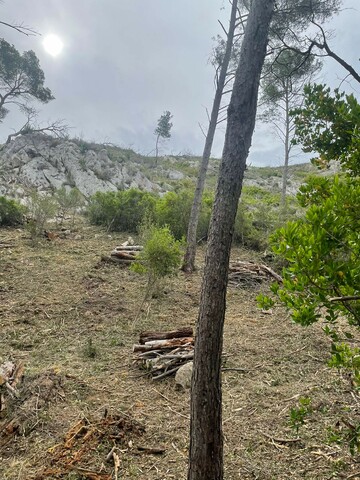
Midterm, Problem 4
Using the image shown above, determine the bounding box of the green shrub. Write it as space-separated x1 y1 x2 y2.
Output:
0 196 25 226
155 188 213 240
233 186 286 250
86 188 157 232
131 224 182 292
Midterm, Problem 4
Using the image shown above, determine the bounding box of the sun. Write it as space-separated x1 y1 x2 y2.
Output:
43 34 64 57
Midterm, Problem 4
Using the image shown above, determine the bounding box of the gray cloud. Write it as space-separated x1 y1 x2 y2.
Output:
0 0 359 165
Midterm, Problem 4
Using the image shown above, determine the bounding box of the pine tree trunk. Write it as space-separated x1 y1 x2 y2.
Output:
281 87 290 209
182 0 238 273
187 1 275 479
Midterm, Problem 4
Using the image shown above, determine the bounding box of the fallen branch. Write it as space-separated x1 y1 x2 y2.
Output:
137 445 166 454
228 261 282 285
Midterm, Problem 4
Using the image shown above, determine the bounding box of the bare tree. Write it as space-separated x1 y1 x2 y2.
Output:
4 105 68 146
182 0 241 273
188 1 275 479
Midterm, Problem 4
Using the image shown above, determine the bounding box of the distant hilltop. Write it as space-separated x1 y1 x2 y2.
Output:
0 133 326 200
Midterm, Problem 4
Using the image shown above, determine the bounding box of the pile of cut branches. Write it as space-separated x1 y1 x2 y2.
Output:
228 261 282 286
34 412 145 480
0 360 24 416
1 369 63 447
101 239 143 265
133 327 194 380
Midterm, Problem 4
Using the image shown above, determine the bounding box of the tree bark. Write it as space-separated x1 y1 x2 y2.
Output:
182 0 239 273
281 86 290 208
188 1 275 479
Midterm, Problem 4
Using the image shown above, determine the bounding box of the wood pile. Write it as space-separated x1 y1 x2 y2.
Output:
133 327 194 380
0 361 24 416
102 239 143 265
228 261 282 286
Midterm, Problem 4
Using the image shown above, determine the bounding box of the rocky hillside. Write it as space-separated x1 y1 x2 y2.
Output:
0 134 159 199
0 133 322 200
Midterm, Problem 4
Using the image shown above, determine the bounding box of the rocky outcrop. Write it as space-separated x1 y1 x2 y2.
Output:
0 133 158 199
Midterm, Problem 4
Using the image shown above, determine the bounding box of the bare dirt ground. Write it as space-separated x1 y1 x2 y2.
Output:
1 221 360 480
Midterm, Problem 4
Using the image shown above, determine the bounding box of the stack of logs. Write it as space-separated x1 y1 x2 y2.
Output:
228 261 282 286
102 239 143 265
133 327 194 380
110 244 143 264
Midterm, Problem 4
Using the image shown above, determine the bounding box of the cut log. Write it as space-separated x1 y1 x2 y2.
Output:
113 246 143 251
133 337 194 353
101 255 134 265
139 327 193 344
110 250 137 260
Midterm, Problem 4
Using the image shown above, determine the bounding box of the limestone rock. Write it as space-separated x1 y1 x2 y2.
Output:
0 133 159 200
175 361 193 390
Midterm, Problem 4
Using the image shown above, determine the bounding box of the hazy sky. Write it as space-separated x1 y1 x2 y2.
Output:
1 1 359 166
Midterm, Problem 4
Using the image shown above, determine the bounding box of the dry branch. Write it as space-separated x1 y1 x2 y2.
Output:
228 261 282 285
137 445 166 454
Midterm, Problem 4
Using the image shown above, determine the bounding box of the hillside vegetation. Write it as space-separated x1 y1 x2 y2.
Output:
0 133 331 250
0 133 323 199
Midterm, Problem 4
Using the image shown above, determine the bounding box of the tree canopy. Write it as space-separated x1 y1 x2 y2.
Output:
259 85 360 383
0 39 54 121
292 84 360 176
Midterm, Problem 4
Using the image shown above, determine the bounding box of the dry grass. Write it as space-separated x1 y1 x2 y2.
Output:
0 220 359 479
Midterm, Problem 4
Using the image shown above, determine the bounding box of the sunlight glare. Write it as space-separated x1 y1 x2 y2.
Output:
43 34 64 57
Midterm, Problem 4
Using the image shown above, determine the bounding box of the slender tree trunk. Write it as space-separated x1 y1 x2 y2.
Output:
155 133 160 166
182 0 239 273
281 88 290 209
188 1 274 479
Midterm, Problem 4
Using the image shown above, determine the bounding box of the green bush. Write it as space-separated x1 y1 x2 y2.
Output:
155 188 213 240
0 196 25 226
86 188 157 232
233 186 288 250
131 224 182 292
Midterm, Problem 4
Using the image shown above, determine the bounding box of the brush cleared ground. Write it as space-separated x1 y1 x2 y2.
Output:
0 221 359 479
